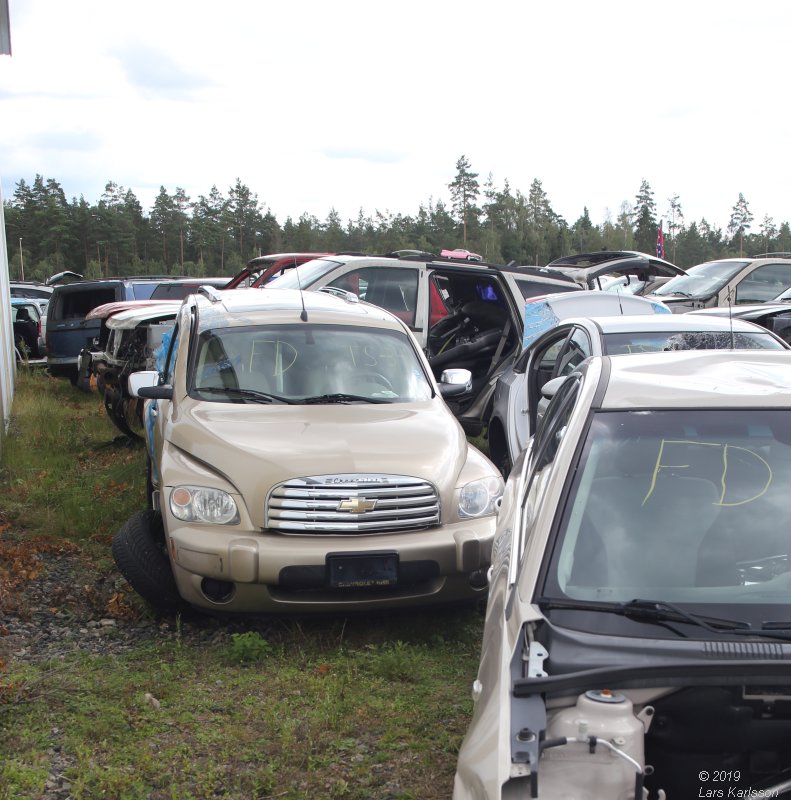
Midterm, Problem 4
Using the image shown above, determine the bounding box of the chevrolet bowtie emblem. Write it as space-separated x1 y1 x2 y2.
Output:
337 497 377 513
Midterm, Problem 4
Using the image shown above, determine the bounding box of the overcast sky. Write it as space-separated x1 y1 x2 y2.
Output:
1 0 789 236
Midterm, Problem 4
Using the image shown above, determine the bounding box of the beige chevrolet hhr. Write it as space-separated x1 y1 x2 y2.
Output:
113 287 503 613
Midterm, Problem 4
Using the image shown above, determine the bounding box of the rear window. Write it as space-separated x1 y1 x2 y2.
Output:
151 284 202 300
514 279 580 300
51 288 117 320
131 282 166 300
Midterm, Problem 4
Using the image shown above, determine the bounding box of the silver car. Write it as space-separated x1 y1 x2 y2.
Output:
488 303 789 476
455 350 791 799
649 256 791 312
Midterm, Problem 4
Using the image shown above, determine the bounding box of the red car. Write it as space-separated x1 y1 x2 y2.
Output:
223 253 331 290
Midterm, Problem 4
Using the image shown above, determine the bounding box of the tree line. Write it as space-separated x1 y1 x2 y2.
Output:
4 156 789 283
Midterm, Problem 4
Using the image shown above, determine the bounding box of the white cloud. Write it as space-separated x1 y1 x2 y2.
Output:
2 0 790 235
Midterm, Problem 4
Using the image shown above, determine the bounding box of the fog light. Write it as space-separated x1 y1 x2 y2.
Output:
468 569 489 590
201 578 235 604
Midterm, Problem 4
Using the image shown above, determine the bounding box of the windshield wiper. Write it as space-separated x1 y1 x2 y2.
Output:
619 599 751 633
535 597 751 637
301 393 391 404
193 386 295 404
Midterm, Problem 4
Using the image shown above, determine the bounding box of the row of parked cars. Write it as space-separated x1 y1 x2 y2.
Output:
11 249 791 799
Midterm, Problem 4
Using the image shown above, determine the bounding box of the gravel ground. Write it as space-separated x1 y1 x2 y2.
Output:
0 546 246 664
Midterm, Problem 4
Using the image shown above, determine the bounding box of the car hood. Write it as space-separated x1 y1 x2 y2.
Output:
166 399 468 513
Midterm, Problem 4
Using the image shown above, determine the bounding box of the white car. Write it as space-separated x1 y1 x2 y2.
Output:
455 350 791 799
488 303 789 476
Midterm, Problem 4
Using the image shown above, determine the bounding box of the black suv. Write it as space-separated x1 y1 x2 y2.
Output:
46 277 176 383
267 251 581 434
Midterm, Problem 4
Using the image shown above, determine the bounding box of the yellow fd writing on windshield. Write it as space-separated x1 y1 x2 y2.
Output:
643 439 772 507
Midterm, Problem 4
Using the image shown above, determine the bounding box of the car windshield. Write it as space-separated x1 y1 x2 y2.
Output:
266 259 343 290
653 260 748 298
191 323 433 403
599 275 648 294
603 330 786 353
772 286 791 302
543 408 791 616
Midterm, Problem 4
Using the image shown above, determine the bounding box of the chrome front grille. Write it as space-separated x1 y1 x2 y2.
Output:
267 474 440 535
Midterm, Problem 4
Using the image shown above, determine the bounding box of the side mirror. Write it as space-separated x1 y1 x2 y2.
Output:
128 370 173 400
438 368 472 398
539 375 567 402
535 375 568 429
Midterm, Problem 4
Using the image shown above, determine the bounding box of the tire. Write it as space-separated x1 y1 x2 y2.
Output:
112 510 182 609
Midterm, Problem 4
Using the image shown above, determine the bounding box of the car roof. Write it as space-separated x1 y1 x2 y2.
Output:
598 350 791 409
305 253 580 285
582 314 775 334
193 287 408 332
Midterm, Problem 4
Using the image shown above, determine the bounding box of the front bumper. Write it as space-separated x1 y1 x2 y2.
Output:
163 514 495 613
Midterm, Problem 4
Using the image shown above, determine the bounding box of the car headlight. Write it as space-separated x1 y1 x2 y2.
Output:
169 486 239 525
459 476 504 518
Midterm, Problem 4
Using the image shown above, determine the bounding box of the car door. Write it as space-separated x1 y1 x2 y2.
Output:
526 325 593 438
732 263 791 305
326 265 423 334
503 326 571 459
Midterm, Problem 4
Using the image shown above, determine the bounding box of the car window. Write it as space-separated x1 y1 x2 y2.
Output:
163 322 181 385
735 264 791 304
653 260 748 297
192 324 432 402
329 267 418 326
544 408 791 615
603 330 786 353
553 328 592 377
513 375 582 575
512 277 579 300
267 259 344 289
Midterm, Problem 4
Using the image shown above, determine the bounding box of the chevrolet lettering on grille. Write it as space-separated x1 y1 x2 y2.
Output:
337 497 378 513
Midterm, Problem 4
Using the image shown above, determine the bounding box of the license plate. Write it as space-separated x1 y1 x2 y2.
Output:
327 553 398 588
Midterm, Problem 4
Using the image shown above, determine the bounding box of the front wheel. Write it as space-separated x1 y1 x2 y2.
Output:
112 510 181 609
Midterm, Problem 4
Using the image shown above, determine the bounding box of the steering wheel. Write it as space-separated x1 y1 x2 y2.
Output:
357 372 393 390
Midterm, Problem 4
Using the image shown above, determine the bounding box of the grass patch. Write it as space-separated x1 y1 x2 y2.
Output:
1 370 147 547
0 371 486 799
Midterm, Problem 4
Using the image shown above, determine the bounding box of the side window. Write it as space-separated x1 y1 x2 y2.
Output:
329 268 419 326
553 328 592 377
735 264 791 304
514 278 579 300
529 329 571 388
513 375 582 576
163 322 181 385
533 375 581 470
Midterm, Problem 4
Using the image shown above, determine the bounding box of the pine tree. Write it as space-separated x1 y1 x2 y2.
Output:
727 193 753 256
447 155 480 244
631 180 657 253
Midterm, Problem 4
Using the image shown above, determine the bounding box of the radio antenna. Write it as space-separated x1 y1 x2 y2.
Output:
727 285 734 349
294 256 308 321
